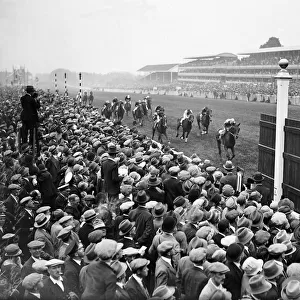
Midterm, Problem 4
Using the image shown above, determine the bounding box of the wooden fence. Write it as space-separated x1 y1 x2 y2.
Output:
258 114 300 209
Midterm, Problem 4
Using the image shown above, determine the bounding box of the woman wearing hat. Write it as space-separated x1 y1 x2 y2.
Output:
0 244 23 299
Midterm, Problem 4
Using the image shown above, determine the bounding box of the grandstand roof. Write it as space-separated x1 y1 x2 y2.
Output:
238 46 300 55
137 64 179 72
184 52 237 60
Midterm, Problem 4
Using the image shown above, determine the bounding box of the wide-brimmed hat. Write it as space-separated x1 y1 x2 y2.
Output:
5 244 22 257
107 143 119 154
283 241 297 256
119 219 135 236
34 213 51 228
25 85 35 93
253 172 264 182
263 259 284 279
83 209 97 222
110 261 127 279
223 160 235 171
147 175 162 187
152 203 167 218
152 285 175 299
273 230 291 244
242 257 264 276
134 190 149 204
282 280 300 300
235 227 254 245
248 274 272 295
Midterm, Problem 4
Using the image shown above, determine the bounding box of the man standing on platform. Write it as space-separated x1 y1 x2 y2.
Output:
20 85 40 147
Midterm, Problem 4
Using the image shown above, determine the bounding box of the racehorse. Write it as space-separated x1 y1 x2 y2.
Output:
124 101 131 116
132 105 145 126
101 103 112 119
141 101 149 119
176 114 194 143
216 123 240 160
114 102 125 122
196 109 212 135
152 115 169 144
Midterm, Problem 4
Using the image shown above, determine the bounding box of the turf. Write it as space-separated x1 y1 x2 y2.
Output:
85 90 300 179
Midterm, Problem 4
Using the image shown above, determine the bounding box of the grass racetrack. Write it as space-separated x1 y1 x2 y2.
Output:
85 90 300 179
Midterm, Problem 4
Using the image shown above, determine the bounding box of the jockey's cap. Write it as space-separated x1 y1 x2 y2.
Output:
105 100 110 104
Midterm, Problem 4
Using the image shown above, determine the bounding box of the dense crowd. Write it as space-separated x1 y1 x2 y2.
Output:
1 85 300 300
181 55 300 68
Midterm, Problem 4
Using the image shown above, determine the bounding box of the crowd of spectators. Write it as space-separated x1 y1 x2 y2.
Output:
180 54 300 68
2 85 300 300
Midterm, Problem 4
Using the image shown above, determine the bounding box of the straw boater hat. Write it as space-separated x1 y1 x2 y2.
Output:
34 213 51 228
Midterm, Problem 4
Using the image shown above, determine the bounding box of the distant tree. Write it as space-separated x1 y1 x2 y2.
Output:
260 37 283 49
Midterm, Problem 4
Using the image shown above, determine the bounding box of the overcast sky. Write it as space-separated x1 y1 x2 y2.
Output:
1 0 300 75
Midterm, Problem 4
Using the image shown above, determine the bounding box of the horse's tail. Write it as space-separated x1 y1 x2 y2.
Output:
216 134 222 156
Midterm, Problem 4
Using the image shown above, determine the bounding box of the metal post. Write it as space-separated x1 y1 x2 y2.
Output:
273 59 292 201
79 72 82 104
64 73 67 97
55 73 57 92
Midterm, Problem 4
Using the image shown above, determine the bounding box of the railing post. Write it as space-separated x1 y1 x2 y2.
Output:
273 59 292 201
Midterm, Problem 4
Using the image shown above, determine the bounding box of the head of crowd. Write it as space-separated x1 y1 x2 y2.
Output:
1 85 300 300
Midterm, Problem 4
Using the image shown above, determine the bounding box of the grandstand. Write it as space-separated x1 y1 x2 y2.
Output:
137 64 179 83
177 46 300 85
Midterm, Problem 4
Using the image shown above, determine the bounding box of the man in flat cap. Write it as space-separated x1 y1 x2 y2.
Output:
199 262 231 300
22 272 44 299
155 241 177 289
163 166 184 211
21 240 45 279
4 184 21 216
181 248 208 300
41 259 78 300
125 258 150 300
64 240 84 298
81 239 118 300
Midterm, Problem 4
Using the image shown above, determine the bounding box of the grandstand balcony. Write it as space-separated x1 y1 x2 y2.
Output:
137 64 179 83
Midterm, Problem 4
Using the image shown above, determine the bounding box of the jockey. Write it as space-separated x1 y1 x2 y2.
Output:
133 100 141 114
180 109 193 125
218 118 236 139
153 106 165 126
125 95 131 102
201 106 209 115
